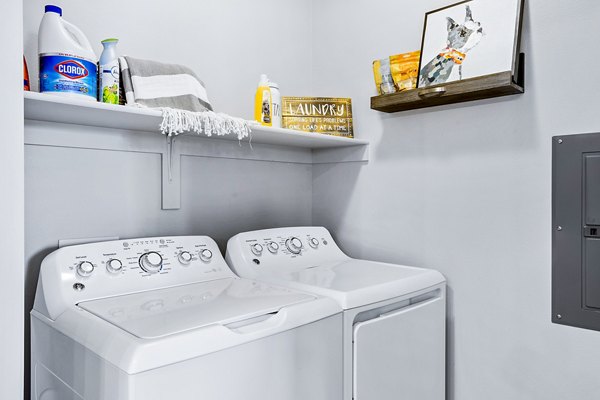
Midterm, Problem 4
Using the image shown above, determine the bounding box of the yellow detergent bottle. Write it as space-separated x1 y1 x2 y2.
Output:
254 74 272 126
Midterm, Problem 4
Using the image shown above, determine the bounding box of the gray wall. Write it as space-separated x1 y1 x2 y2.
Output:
312 1 600 399
1 2 24 399
25 145 312 257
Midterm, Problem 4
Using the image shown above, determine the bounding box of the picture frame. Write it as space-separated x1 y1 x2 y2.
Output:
417 0 524 88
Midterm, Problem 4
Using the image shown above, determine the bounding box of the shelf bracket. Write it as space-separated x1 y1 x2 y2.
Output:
162 135 181 210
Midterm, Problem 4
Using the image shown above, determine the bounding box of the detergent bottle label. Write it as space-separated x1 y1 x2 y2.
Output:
260 89 272 125
39 53 98 100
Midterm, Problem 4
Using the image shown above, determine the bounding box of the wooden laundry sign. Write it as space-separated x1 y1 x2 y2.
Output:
282 97 353 138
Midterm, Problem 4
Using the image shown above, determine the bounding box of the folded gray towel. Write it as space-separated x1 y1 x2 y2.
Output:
119 56 213 112
118 56 249 140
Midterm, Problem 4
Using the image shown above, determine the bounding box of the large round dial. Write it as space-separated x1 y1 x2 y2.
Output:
77 261 95 277
106 259 123 274
199 249 213 262
178 251 193 265
139 251 163 274
286 237 303 254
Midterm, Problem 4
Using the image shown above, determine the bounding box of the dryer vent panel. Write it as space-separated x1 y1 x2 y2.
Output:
553 132 600 332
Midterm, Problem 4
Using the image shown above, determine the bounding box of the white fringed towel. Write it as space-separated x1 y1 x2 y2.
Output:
120 56 250 140
160 108 251 140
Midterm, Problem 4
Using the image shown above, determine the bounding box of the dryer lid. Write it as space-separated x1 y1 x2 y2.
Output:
77 277 314 339
263 259 445 309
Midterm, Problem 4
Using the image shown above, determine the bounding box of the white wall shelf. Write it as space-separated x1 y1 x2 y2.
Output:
24 92 369 151
24 92 369 209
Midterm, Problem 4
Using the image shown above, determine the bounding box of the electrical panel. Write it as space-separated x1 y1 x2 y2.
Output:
553 132 600 331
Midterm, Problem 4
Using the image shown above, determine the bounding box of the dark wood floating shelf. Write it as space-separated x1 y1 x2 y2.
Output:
371 54 525 113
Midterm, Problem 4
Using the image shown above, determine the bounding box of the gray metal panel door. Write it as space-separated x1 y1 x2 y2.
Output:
553 133 600 331
584 154 600 226
584 238 600 309
353 296 445 400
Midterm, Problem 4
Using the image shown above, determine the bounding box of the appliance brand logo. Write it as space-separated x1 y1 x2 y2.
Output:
54 60 89 80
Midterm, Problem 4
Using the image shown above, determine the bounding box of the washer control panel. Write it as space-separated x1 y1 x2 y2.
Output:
226 227 347 277
37 236 233 320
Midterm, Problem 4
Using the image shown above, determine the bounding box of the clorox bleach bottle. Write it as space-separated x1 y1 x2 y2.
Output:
38 5 98 101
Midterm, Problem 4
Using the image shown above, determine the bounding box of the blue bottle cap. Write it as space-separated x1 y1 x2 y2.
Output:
45 5 62 16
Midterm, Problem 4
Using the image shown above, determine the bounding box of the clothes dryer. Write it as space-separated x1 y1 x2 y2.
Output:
226 227 446 400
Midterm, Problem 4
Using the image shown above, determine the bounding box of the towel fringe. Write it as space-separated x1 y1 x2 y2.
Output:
160 108 251 141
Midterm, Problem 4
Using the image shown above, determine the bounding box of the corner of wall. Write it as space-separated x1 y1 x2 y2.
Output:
2 1 25 399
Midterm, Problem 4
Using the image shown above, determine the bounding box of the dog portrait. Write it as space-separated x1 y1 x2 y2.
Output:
418 0 523 88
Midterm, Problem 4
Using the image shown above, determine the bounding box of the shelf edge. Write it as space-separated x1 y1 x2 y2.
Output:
370 70 524 113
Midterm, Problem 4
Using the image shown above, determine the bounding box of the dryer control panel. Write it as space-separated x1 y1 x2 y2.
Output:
226 227 348 278
35 236 233 320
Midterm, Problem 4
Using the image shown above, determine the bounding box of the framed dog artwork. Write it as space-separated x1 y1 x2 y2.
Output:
418 0 524 88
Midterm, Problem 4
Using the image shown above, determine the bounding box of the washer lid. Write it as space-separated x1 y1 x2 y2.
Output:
77 277 315 339
263 259 445 309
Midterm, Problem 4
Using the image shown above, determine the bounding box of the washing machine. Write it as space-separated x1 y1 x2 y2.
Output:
226 227 446 400
31 235 343 400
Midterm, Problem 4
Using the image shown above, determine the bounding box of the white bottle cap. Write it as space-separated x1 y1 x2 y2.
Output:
259 74 269 86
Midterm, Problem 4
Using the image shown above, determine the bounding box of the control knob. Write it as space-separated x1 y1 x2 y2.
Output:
199 249 213 262
267 241 279 254
178 251 193 265
286 237 303 254
106 259 123 274
251 243 264 256
309 237 320 249
77 261 95 277
139 252 163 274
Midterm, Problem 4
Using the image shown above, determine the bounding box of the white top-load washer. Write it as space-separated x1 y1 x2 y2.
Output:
31 236 343 400
226 227 446 400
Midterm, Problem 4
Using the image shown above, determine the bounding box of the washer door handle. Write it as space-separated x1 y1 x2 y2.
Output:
224 311 280 334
